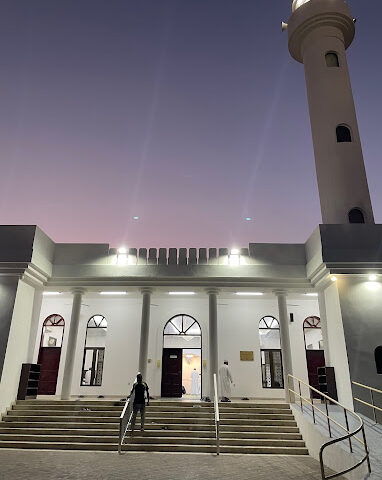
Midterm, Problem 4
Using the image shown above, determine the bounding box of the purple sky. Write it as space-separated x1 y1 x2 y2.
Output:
0 0 381 248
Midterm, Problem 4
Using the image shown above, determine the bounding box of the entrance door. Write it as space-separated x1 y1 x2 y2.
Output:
38 347 62 395
306 350 325 397
161 348 182 397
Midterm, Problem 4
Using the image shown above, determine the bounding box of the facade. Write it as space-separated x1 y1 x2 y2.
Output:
0 0 381 421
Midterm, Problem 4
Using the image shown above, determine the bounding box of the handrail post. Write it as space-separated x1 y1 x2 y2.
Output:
311 388 316 424
370 389 377 424
344 408 352 453
361 425 371 474
298 381 303 412
325 398 331 438
287 374 292 404
213 373 220 456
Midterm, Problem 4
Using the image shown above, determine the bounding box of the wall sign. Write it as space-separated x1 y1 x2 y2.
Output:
240 351 254 361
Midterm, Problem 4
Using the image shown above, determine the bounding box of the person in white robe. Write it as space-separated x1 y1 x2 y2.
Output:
219 361 233 402
190 368 200 395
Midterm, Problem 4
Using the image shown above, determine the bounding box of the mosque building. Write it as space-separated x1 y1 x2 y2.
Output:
0 0 381 455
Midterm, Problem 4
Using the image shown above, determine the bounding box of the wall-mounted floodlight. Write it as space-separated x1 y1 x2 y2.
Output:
369 274 377 281
331 276 337 282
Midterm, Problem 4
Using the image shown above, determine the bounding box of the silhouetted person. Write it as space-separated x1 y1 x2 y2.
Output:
130 373 149 434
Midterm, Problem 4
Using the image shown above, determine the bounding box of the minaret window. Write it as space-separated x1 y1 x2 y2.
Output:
325 52 339 68
348 208 365 224
336 125 352 143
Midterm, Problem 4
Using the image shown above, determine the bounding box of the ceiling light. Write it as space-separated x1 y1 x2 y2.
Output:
43 292 62 296
369 274 377 281
100 291 127 295
331 276 337 282
230 248 239 255
169 292 195 295
118 247 127 254
236 292 263 296
305 293 318 297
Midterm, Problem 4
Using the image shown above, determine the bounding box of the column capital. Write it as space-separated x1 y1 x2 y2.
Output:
273 289 287 297
71 287 86 295
140 287 153 295
206 288 219 296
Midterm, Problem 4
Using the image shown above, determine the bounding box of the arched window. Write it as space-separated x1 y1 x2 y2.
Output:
303 316 323 350
348 208 365 224
40 314 65 347
303 316 325 397
336 125 352 143
325 52 339 67
375 346 382 374
81 315 107 386
163 315 201 348
259 316 283 389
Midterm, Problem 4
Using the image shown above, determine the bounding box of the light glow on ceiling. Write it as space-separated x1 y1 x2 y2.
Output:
100 291 127 295
236 292 263 296
169 291 195 295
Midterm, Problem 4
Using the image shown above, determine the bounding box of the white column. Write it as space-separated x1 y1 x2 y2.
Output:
318 290 331 366
61 288 85 400
138 288 152 380
207 289 219 400
274 290 293 402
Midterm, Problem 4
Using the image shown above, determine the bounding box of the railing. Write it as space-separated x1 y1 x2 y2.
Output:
287 374 371 480
213 373 220 455
118 383 136 454
352 380 382 424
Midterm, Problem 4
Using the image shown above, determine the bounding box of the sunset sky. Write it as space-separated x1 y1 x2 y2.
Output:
0 0 381 248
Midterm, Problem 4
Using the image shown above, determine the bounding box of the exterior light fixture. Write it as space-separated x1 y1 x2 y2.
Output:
245 217 252 221
133 216 139 220
369 274 377 281
230 248 239 255
236 292 263 296
168 292 195 295
43 292 62 296
100 291 127 295
331 276 337 282
305 293 318 297
118 247 127 254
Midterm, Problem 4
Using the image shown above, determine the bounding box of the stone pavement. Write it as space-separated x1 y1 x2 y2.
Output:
0 450 345 480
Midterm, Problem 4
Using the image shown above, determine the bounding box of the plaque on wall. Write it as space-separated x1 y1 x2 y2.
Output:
240 351 254 361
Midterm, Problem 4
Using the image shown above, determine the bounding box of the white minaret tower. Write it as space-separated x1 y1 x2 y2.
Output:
286 0 374 224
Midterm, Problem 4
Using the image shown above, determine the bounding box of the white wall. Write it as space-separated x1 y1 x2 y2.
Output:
33 294 320 400
0 280 36 416
323 282 353 409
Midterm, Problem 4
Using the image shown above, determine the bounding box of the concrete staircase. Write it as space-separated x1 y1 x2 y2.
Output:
0 399 308 454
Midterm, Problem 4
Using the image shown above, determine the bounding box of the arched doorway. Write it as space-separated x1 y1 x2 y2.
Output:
259 316 284 389
37 314 65 395
81 315 107 386
161 315 202 398
303 316 325 397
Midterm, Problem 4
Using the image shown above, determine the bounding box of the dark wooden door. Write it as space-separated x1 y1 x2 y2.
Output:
306 350 325 398
37 347 62 395
161 348 182 397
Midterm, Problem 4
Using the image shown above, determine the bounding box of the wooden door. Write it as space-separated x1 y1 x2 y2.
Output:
37 347 62 395
161 348 183 397
306 350 325 398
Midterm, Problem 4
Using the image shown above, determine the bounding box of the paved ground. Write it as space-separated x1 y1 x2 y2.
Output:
0 450 343 480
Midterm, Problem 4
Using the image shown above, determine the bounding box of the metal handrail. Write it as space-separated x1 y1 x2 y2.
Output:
287 374 371 480
352 380 382 424
118 381 136 454
213 373 220 455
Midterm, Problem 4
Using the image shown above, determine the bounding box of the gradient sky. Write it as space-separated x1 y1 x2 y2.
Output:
0 0 381 248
